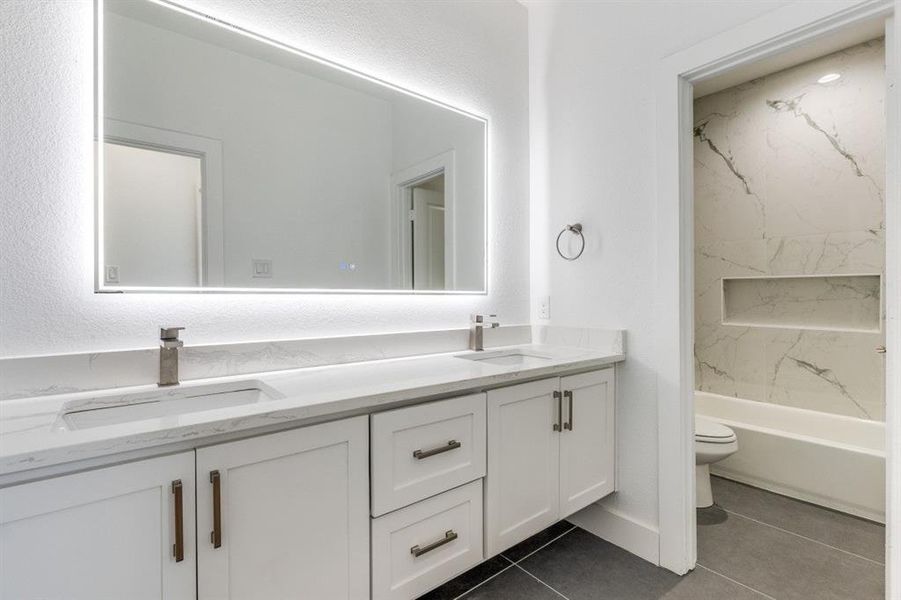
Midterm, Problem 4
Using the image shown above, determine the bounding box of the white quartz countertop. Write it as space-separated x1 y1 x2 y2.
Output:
0 344 623 478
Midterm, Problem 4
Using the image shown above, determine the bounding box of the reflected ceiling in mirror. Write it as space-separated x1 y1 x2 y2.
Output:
97 0 486 293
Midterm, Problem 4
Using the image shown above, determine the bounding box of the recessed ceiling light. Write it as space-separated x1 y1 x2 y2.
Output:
817 73 841 84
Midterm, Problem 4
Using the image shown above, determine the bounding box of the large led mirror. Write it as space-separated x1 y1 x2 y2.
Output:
97 0 486 292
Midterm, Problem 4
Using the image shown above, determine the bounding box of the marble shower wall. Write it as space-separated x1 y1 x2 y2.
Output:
693 39 885 421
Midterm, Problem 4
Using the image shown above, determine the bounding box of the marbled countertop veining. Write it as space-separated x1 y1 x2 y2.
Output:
0 343 623 478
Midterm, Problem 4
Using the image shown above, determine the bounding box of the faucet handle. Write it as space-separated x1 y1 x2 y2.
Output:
471 314 500 327
160 326 185 341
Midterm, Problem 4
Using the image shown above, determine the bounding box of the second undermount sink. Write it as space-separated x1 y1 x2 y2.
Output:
455 349 552 366
56 380 283 431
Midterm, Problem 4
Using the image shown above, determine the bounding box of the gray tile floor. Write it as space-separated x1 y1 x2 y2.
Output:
419 477 885 599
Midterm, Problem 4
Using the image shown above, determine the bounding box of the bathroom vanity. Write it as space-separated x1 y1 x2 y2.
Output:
0 1 624 597
0 343 621 599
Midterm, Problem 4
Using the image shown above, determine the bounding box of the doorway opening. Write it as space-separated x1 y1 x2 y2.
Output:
655 1 898 595
408 173 446 291
691 33 887 600
391 150 456 291
103 141 204 287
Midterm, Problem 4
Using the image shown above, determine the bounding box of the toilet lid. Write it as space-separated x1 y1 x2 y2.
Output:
695 416 736 442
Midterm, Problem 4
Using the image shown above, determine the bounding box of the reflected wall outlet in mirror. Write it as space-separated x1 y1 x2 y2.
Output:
96 0 487 294
252 259 273 279
104 265 120 284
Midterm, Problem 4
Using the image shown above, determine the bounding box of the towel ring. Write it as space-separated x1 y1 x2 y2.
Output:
556 223 585 261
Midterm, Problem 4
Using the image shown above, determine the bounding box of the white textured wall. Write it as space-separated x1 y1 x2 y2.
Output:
0 0 529 356
527 0 798 531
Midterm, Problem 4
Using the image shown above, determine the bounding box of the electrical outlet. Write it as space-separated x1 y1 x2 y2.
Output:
252 258 273 278
104 265 120 284
538 295 551 320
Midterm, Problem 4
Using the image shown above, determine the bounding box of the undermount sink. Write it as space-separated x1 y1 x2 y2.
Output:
455 349 552 366
56 380 283 431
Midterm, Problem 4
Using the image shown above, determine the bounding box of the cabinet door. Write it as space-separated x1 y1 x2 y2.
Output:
0 452 195 600
485 378 560 557
196 416 369 600
559 369 616 518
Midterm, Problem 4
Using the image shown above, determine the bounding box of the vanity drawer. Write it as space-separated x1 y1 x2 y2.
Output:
371 393 486 516
371 480 483 600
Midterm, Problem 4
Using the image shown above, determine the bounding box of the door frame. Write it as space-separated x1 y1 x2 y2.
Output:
100 119 225 287
390 150 456 289
654 1 900 594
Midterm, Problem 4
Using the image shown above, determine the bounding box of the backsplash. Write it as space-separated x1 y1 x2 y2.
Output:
693 38 885 420
0 325 625 402
0 326 530 401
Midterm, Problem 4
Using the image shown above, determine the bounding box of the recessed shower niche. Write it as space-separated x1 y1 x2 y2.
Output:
722 274 882 333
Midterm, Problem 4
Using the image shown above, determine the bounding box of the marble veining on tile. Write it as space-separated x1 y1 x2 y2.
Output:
693 38 885 421
722 274 881 333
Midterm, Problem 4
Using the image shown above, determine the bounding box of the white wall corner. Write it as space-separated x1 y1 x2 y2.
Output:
568 501 661 565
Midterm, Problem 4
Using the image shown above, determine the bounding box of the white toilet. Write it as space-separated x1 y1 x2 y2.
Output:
695 416 738 508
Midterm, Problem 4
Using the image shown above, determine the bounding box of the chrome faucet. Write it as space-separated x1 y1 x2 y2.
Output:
159 327 185 386
469 314 499 351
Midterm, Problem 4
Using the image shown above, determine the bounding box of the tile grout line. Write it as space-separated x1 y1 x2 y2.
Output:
695 563 779 600
512 562 571 600
501 525 578 565
720 507 886 566
450 561 518 600
451 525 577 600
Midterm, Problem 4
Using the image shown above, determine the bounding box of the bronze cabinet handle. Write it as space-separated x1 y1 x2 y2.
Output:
210 470 222 549
553 391 563 431
171 480 184 562
413 440 461 460
564 390 574 431
410 530 458 557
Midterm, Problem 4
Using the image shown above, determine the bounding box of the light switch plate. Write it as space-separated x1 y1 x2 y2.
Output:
252 258 273 278
538 296 551 320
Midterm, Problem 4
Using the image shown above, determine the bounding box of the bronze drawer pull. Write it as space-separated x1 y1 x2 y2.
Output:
553 390 563 431
210 470 222 548
411 530 458 557
564 390 574 431
172 480 184 562
413 440 461 460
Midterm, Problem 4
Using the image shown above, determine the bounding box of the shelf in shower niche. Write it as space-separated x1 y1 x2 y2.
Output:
721 273 882 333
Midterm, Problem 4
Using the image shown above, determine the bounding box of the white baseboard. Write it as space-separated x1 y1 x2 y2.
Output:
567 501 661 565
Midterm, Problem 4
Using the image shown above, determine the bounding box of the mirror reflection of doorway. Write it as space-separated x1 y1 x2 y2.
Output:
410 173 445 290
103 142 203 287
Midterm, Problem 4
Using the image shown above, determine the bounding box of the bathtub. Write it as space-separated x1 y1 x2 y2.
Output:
695 391 885 523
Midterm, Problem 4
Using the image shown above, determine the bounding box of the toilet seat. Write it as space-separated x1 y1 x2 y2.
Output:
695 416 736 444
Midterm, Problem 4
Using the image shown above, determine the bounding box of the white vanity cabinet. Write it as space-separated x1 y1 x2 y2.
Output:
485 368 615 556
370 393 486 516
0 452 196 600
196 415 370 600
370 395 487 600
558 370 616 517
0 416 369 600
0 362 617 600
